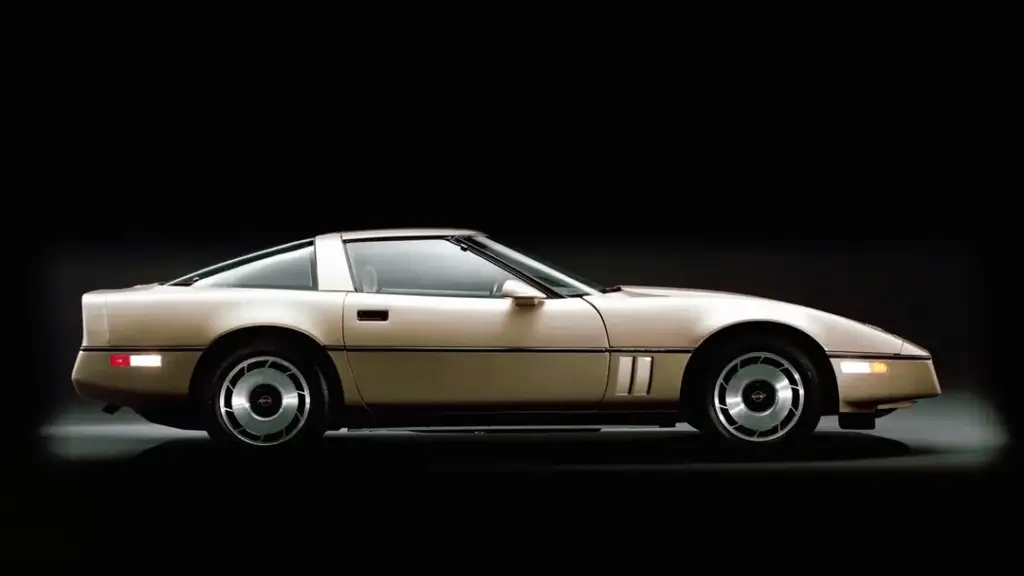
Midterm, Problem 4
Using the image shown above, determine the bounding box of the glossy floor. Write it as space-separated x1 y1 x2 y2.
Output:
41 389 1005 472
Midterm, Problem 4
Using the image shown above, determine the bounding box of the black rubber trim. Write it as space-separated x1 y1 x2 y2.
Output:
612 347 694 354
325 346 694 353
309 241 320 291
342 238 362 292
355 309 389 322
80 346 206 352
82 345 696 354
827 352 931 360
343 405 679 429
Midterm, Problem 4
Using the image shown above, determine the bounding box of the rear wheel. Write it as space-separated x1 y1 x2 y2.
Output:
691 338 821 449
199 342 329 449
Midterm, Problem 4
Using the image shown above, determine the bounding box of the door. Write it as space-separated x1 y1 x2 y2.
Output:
341 238 610 407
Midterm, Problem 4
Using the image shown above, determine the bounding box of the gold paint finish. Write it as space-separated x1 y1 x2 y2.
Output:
80 293 109 347
342 293 607 348
72 350 199 399
343 292 609 404
89 287 349 347
899 339 929 357
349 351 609 405
834 358 940 412
327 350 366 407
585 289 906 354
313 233 354 292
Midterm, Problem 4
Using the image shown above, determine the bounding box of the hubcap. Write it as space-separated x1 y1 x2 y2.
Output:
217 356 310 446
713 352 803 442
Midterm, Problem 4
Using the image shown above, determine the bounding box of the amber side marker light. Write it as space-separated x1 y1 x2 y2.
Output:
839 360 888 374
110 354 162 367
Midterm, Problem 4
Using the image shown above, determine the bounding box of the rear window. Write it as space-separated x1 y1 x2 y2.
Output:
188 244 316 290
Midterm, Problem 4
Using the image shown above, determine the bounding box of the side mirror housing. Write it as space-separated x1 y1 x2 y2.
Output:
500 279 546 306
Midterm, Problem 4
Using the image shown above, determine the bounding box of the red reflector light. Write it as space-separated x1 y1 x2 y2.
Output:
110 354 129 367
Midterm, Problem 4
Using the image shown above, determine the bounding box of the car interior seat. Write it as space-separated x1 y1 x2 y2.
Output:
360 265 378 292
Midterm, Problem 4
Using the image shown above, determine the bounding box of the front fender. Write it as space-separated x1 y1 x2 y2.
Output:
698 306 905 355
585 293 906 355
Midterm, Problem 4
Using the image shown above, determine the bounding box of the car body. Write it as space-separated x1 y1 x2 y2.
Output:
72 228 941 449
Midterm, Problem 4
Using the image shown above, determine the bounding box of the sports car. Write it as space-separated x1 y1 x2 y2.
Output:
71 228 941 450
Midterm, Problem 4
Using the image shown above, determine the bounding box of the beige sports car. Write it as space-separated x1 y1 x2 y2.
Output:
72 228 941 450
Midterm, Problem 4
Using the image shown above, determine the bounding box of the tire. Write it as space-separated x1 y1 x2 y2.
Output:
198 340 330 450
690 337 821 449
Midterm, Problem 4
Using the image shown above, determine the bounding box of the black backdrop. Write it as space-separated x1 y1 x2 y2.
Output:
15 18 1011 556
23 45 998 465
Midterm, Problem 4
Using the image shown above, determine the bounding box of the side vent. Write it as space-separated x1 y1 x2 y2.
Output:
615 357 634 395
615 356 653 396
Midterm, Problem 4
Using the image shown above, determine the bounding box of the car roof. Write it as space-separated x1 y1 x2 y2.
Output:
339 228 482 241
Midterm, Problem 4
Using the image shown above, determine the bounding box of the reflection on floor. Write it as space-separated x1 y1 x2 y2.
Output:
41 391 1006 471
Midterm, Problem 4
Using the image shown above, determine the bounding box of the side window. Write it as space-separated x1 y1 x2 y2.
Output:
191 245 315 290
345 239 517 297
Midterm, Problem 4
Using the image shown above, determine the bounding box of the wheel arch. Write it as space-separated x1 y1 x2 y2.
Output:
680 320 839 416
188 325 346 428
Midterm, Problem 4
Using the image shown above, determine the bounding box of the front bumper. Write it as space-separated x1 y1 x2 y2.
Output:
833 357 941 413
71 349 200 409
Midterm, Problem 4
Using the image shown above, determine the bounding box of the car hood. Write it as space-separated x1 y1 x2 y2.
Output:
591 285 922 356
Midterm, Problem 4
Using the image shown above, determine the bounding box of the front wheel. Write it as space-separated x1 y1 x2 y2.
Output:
692 340 822 449
199 343 329 449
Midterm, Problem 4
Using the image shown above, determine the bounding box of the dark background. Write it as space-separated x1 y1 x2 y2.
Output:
32 74 994 439
21 21 1001 460
16 17 1010 556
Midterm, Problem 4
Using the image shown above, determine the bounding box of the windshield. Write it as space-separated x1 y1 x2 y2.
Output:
467 236 604 297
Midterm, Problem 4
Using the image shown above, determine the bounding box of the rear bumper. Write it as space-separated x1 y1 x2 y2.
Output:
832 356 941 413
71 349 200 409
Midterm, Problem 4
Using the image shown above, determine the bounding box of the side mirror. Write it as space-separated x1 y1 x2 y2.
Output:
500 279 546 306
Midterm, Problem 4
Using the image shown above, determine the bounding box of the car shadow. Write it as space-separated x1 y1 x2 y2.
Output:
127 430 934 470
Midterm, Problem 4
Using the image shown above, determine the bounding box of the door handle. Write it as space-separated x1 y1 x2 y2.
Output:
356 309 389 322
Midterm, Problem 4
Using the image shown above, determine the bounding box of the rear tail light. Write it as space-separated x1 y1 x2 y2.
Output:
110 354 161 367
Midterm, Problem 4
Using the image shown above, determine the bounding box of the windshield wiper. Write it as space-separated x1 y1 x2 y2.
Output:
599 285 623 293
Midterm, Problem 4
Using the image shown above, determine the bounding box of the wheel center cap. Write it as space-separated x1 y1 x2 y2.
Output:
249 383 282 418
742 380 777 413
751 390 766 402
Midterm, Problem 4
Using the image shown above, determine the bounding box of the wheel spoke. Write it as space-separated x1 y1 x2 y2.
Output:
711 351 805 443
217 355 312 447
